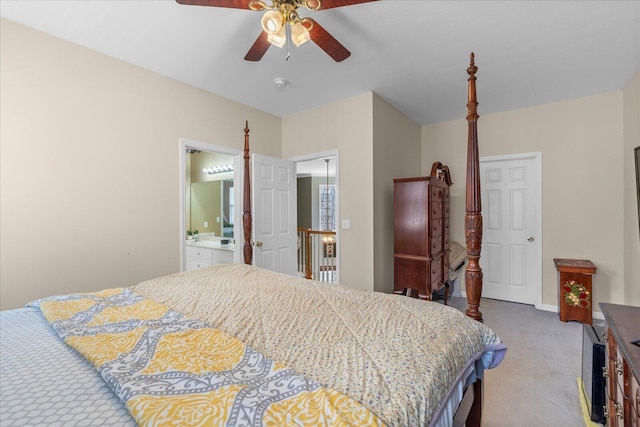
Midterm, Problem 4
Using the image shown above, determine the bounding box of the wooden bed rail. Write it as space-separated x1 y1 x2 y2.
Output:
464 53 484 323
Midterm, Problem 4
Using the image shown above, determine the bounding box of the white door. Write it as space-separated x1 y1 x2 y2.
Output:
252 153 297 275
480 153 541 305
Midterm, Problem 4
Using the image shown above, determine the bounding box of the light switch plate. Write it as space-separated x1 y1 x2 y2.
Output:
342 219 351 229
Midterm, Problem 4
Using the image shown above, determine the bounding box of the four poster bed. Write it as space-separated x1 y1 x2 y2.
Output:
0 55 505 427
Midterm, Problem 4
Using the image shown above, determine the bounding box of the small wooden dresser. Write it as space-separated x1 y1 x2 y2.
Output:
393 162 452 301
600 303 640 426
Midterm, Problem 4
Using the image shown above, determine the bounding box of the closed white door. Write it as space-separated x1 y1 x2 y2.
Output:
480 153 541 305
252 153 297 275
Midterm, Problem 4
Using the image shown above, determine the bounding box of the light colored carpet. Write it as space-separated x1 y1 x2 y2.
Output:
447 297 589 426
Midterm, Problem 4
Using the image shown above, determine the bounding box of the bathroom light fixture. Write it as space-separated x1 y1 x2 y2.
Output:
203 164 234 175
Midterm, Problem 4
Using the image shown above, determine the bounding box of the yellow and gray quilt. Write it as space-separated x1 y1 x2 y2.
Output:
30 288 383 427
133 264 507 426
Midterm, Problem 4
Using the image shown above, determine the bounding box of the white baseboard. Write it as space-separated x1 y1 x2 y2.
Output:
458 294 605 321
536 303 557 312
535 303 604 321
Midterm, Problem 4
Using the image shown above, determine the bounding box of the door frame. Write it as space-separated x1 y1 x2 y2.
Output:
179 138 242 271
479 151 543 308
288 150 340 283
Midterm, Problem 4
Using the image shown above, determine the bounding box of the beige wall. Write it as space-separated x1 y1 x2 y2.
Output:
2 17 637 311
623 70 640 306
0 19 282 310
372 94 421 293
282 93 375 291
423 91 627 310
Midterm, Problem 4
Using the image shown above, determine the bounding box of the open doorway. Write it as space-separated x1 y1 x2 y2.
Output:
179 138 241 272
291 151 339 283
179 141 340 281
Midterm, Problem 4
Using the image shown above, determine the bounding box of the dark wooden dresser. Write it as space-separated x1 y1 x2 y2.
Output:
393 162 452 302
600 303 640 426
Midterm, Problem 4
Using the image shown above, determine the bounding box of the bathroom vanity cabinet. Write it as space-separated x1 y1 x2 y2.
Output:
186 244 234 271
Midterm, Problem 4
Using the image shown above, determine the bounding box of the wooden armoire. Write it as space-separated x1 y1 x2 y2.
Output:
393 162 453 302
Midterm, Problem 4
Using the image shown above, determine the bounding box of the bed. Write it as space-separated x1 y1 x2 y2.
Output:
0 54 505 426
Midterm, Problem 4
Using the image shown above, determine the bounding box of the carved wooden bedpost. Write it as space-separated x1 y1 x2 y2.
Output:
465 53 484 323
243 121 253 265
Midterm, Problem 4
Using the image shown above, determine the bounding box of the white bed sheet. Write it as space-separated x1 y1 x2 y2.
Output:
0 308 135 427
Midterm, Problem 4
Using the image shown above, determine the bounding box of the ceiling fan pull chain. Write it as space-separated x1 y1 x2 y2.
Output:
285 25 291 61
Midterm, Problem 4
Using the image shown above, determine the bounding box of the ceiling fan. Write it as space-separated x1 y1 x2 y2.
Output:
175 0 378 62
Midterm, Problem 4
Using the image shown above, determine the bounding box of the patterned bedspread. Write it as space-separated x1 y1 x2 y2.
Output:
29 287 382 427
133 264 507 426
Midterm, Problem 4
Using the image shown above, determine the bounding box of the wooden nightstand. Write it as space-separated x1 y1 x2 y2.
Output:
553 258 597 325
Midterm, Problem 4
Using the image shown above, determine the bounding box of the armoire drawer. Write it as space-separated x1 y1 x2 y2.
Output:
430 202 444 218
429 259 443 285
430 235 443 252
430 219 443 237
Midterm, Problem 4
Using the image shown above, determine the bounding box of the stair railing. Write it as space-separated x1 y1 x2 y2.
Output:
297 228 337 283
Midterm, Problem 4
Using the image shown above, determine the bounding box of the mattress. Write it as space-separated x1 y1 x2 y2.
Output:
0 308 135 426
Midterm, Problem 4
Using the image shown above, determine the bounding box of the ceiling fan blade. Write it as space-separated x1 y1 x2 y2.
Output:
314 0 378 10
305 18 350 62
244 31 271 61
175 0 249 9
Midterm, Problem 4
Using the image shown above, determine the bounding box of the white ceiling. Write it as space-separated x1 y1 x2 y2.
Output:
296 156 336 177
1 1 638 125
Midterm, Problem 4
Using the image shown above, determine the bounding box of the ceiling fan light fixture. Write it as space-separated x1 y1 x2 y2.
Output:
291 21 310 47
266 26 286 47
261 10 283 34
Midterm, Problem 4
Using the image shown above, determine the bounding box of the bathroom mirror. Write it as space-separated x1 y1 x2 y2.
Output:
186 150 235 239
